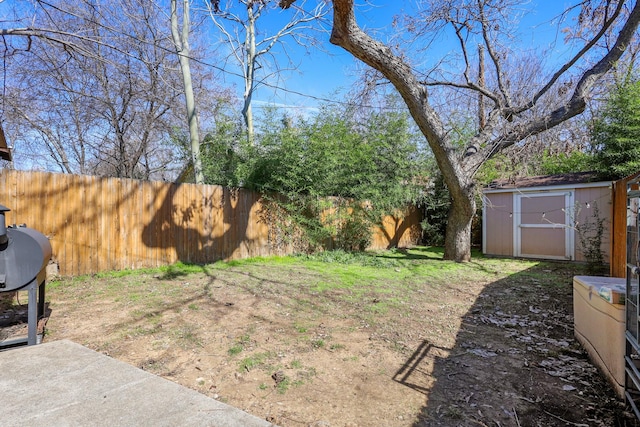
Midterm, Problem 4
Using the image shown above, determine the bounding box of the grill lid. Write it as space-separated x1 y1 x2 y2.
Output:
0 206 52 292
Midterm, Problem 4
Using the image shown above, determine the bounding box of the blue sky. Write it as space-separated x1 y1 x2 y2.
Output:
0 0 587 118
242 1 411 113
236 0 585 116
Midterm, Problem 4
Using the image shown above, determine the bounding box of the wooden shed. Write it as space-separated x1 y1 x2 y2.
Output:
482 172 612 263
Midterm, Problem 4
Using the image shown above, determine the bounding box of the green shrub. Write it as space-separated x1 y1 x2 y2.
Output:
336 211 373 252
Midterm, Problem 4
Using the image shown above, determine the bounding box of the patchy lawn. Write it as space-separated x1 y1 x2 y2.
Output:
2 248 638 426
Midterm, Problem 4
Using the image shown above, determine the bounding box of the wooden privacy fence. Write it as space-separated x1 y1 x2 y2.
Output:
0 170 421 277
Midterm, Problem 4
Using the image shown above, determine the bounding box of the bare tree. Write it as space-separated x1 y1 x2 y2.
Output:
171 0 204 184
2 0 193 179
207 0 328 142
280 0 640 261
4 49 92 173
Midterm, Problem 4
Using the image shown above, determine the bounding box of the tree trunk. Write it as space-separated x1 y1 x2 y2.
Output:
444 192 475 262
179 53 204 184
328 0 475 261
171 0 204 184
242 86 254 143
242 3 257 144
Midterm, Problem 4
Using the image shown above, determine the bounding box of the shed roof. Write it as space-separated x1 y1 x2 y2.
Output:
0 126 12 161
486 171 601 190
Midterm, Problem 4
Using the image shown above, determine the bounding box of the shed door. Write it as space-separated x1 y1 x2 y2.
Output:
514 191 574 260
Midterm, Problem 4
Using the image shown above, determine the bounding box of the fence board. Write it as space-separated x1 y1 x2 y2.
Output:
611 172 640 278
0 170 422 276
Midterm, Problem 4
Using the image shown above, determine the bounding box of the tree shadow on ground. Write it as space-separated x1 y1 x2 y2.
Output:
371 246 482 262
394 261 638 427
389 247 444 261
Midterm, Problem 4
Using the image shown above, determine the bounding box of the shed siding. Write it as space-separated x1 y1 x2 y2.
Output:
483 182 612 262
521 194 566 225
521 228 567 257
484 192 513 256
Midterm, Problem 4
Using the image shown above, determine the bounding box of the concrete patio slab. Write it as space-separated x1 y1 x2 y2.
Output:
0 339 276 427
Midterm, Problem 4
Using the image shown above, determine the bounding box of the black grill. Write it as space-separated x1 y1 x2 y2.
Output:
0 204 52 348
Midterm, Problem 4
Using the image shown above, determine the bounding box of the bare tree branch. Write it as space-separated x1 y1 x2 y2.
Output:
3 0 191 179
513 0 625 116
206 0 328 140
479 1 640 162
478 0 513 109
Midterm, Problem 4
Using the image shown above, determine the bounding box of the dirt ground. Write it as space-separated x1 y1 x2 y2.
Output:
2 254 640 427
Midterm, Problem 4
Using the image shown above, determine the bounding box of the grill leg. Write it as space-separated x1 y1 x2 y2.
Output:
38 279 45 320
0 276 45 349
27 280 37 345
